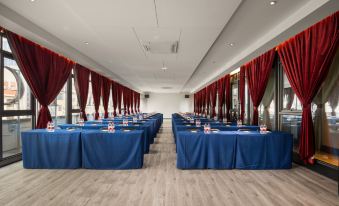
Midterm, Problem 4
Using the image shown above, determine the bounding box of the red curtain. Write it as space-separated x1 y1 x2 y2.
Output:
112 81 118 116
74 64 90 121
239 66 246 122
117 83 123 114
130 90 134 114
199 90 203 114
137 93 140 112
224 74 231 120
101 77 111 118
205 86 211 116
210 82 217 118
122 86 128 115
246 49 275 125
133 91 138 114
202 88 206 115
127 88 131 114
277 11 339 162
91 71 102 120
6 30 74 128
217 77 225 120
195 92 198 114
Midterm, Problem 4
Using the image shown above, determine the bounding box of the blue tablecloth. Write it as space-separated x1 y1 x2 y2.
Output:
177 131 237 169
235 131 293 169
21 129 82 169
81 130 144 169
59 123 151 154
176 130 292 170
173 124 259 143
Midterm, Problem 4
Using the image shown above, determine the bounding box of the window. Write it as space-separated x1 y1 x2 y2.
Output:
48 84 66 126
86 80 95 120
280 114 302 152
230 74 239 121
282 73 302 111
258 68 276 130
3 58 31 111
313 56 339 167
71 76 79 110
0 32 34 162
70 71 80 124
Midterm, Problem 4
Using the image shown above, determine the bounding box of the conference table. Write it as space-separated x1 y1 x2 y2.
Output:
59 122 151 154
172 113 292 170
21 129 82 169
21 113 163 169
176 130 293 170
81 130 144 169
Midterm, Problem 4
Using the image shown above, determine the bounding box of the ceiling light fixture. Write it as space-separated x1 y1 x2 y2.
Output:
269 1 277 5
227 43 234 47
84 42 89 45
30 0 36 2
161 62 167 71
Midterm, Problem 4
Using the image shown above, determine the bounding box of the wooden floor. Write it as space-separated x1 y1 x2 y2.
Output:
0 120 338 206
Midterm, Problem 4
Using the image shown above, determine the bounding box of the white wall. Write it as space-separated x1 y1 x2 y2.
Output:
140 93 193 118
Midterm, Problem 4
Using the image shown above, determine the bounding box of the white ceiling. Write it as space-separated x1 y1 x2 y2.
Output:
0 0 338 93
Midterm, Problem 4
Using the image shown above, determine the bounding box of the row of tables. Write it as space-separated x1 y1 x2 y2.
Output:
21 113 163 169
172 113 293 170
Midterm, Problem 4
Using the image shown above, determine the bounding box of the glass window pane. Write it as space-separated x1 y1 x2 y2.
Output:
3 58 31 110
72 113 80 124
2 37 12 53
232 83 238 110
2 116 32 158
71 77 79 109
283 73 302 110
281 114 302 152
48 84 66 126
314 79 339 166
86 81 95 120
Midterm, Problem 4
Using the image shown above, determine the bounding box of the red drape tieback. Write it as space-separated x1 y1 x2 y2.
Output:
37 105 52 129
80 109 87 121
95 111 100 120
104 111 109 118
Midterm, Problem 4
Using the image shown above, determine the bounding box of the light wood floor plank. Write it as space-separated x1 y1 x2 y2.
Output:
0 119 337 206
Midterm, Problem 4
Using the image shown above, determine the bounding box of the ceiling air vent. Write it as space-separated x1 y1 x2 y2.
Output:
143 41 178 54
161 86 172 89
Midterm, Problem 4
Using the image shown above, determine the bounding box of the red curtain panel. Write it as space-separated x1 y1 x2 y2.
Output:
224 74 231 121
205 85 211 116
246 49 275 125
111 81 118 116
134 91 138 114
199 90 202 114
210 82 217 118
202 88 206 115
127 88 131 114
217 76 225 120
122 86 128 115
277 11 339 163
117 83 123 114
90 71 102 120
239 66 246 123
101 77 111 118
6 30 74 128
74 64 90 121
130 90 134 114
137 93 141 112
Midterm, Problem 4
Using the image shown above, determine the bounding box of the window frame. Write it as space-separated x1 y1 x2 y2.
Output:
0 32 35 164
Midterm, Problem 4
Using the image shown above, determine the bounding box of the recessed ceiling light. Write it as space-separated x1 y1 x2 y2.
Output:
84 42 89 45
161 66 167 70
30 0 35 2
269 1 277 5
227 43 234 47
